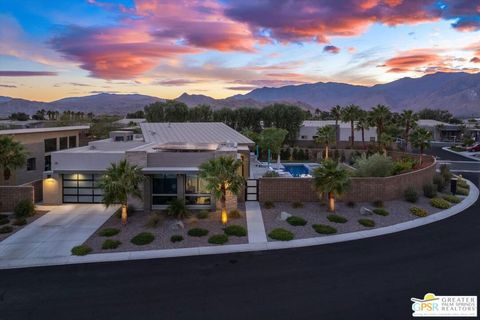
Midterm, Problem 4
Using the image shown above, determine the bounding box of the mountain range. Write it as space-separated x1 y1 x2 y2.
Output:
1 72 479 117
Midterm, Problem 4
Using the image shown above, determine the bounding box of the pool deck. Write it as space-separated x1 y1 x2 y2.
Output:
249 157 319 179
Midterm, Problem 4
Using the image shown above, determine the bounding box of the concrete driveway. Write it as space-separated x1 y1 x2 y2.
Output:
0 204 117 262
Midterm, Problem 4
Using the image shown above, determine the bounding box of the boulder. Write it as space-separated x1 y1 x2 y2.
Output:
360 207 373 216
277 211 292 221
169 220 185 231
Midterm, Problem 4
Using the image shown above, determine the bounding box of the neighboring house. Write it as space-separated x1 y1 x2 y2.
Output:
43 122 254 212
296 120 378 147
0 120 45 129
114 118 146 128
417 120 464 142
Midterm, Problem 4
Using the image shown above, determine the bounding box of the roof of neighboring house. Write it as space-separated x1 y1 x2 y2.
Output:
140 122 254 145
0 125 90 135
417 119 450 127
114 118 146 125
302 120 374 129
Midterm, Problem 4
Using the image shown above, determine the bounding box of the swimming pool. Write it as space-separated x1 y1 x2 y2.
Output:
283 164 310 177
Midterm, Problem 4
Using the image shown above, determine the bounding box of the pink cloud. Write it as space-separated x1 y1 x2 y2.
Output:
324 45 340 54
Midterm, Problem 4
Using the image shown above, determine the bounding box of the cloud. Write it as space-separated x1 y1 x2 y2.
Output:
0 84 17 88
89 90 121 94
225 86 259 91
0 71 58 76
324 45 340 54
470 57 480 63
153 79 196 86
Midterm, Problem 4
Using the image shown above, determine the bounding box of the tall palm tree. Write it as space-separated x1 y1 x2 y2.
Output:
312 159 351 212
315 125 336 159
330 105 343 145
341 105 361 148
0 136 28 181
379 133 394 156
99 159 144 226
370 104 391 140
410 128 432 166
356 110 370 149
398 110 418 151
199 156 245 225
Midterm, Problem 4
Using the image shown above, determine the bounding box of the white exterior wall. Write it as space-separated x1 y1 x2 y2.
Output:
298 124 377 142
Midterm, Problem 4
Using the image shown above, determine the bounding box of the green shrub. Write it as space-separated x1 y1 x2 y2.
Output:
423 183 437 198
0 225 13 234
268 228 294 241
99 228 120 237
442 194 462 204
327 214 348 223
373 208 389 216
224 225 247 237
263 171 279 177
292 201 304 209
263 201 275 209
392 157 416 175
13 218 27 226
131 232 155 245
102 239 121 250
372 200 384 208
410 207 428 217
286 216 307 226
187 228 209 237
166 199 189 220
346 201 356 208
354 153 393 177
208 234 229 245
0 218 9 225
145 213 161 228
456 187 469 196
312 224 337 234
430 198 451 209
228 209 242 219
457 178 469 189
433 174 446 192
196 210 209 219
440 164 452 185
170 235 184 243
14 199 35 218
404 187 419 203
71 245 92 256
358 219 375 227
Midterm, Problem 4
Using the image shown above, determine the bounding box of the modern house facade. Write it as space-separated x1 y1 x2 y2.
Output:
417 119 463 142
43 123 254 212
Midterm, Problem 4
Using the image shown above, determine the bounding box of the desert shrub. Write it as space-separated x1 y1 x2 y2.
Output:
286 216 307 226
166 198 189 220
433 174 446 192
372 200 384 208
410 207 428 217
346 201 356 208
263 201 275 209
373 208 389 216
404 187 419 203
14 199 35 218
423 183 437 198
268 228 294 241
392 157 416 175
312 224 337 234
187 228 209 237
196 210 209 220
102 239 121 250
440 164 452 185
292 201 304 209
442 194 462 204
224 225 247 237
99 228 120 237
229 209 242 219
13 218 27 226
358 219 375 227
456 187 469 196
430 198 451 209
457 178 469 189
208 234 229 245
354 153 393 177
170 235 184 243
327 214 348 223
130 232 155 245
0 225 13 233
263 171 279 177
145 213 161 228
71 245 92 256
0 218 9 225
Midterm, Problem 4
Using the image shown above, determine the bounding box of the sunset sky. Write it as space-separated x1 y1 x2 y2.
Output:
1 0 479 102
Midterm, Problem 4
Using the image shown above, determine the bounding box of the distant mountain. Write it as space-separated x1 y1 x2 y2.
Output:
176 93 268 109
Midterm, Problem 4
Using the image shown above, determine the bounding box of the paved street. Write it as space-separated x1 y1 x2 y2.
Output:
1 148 479 320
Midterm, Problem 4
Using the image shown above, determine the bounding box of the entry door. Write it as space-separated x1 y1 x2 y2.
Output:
62 173 103 203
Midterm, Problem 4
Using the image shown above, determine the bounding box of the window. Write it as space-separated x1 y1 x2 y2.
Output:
62 174 103 203
44 155 51 171
301 135 308 139
26 158 36 171
370 137 376 142
44 138 57 153
59 137 68 150
152 174 177 205
69 136 77 148
185 174 211 206
114 136 124 142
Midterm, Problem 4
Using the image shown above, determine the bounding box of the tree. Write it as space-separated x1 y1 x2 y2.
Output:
379 133 394 156
99 159 144 226
315 125 336 159
144 102 165 122
261 104 305 142
398 110 418 151
342 105 361 148
189 104 213 122
0 136 28 181
312 159 351 212
9 112 30 121
356 110 370 149
126 110 145 119
370 104 392 139
198 156 245 224
330 105 343 145
258 128 288 163
164 100 189 122
410 128 432 166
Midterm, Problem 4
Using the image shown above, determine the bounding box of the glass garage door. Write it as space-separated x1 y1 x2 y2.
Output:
62 174 103 203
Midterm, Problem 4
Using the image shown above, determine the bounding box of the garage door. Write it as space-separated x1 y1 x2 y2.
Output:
62 173 103 203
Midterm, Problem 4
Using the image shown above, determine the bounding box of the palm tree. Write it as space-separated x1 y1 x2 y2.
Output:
315 125 336 159
199 156 245 225
0 136 28 181
379 133 394 156
399 110 418 151
370 104 391 140
330 105 343 145
356 110 370 149
312 159 351 212
341 105 361 148
99 159 144 226
410 128 432 166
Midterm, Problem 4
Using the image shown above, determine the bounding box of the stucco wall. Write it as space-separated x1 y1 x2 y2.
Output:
0 185 34 212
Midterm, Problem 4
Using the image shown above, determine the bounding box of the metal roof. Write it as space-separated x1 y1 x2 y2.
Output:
140 122 254 145
0 125 89 135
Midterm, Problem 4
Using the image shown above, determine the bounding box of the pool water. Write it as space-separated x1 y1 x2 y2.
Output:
283 164 310 177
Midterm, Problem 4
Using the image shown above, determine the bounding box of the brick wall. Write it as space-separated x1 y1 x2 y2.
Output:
0 185 34 212
259 154 436 203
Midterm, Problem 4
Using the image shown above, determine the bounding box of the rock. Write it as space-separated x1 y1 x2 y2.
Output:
277 211 292 221
169 220 184 230
360 207 373 216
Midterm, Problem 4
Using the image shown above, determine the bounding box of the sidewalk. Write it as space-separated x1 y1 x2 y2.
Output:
245 201 267 243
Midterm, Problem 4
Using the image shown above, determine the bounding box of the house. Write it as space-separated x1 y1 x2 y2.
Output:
114 118 146 128
43 122 254 212
296 120 377 147
417 119 464 142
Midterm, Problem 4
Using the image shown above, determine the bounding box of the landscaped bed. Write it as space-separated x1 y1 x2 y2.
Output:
82 204 248 254
0 209 48 242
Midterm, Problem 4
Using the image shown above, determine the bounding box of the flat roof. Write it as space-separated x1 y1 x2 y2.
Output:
302 120 369 129
0 125 90 135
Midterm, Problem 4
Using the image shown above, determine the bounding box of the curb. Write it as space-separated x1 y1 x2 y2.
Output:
441 147 480 162
1 180 478 270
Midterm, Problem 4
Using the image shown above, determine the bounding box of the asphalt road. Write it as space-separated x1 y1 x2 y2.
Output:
1 147 479 320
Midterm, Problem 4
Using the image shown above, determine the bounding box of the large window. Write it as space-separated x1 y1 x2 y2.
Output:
26 158 36 171
44 155 51 171
44 138 57 153
62 174 103 203
185 174 211 206
152 174 177 205
69 136 77 148
59 137 68 150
